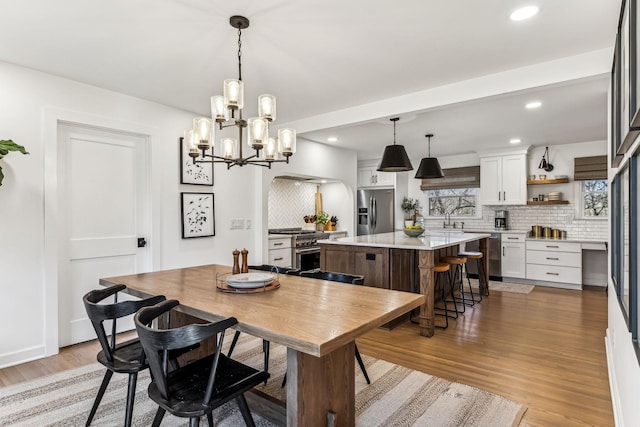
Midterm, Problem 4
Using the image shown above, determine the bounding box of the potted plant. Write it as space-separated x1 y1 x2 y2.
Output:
315 210 329 231
0 140 29 186
401 197 421 226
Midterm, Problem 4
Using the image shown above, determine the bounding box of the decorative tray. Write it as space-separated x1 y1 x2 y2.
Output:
215 272 280 293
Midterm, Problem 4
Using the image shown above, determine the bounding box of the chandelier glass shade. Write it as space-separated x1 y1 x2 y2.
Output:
186 15 296 168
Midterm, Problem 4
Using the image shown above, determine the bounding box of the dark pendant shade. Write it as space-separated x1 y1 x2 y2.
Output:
414 157 444 179
377 144 413 172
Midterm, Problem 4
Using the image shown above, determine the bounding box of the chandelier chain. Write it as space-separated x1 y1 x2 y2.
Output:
237 27 243 81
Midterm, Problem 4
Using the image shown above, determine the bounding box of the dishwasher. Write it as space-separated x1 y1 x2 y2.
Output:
464 233 502 281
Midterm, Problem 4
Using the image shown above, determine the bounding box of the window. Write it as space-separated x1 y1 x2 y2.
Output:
426 188 479 217
579 179 608 218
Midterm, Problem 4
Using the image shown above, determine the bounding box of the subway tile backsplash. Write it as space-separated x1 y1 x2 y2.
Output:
420 205 608 240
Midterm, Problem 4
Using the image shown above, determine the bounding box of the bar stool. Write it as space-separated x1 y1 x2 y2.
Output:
432 261 458 329
458 250 489 298
440 255 476 312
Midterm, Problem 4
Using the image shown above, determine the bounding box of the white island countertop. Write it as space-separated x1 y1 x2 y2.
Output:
319 230 491 251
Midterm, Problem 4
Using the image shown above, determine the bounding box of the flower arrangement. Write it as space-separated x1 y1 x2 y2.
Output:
401 197 421 219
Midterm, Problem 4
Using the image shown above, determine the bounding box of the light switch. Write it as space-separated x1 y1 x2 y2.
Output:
230 219 245 229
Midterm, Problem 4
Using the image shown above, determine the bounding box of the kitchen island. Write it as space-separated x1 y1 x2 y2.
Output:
319 230 491 337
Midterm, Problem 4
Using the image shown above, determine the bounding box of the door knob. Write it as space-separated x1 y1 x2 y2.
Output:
137 237 147 248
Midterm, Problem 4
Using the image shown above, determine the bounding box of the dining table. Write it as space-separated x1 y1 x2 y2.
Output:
100 264 425 427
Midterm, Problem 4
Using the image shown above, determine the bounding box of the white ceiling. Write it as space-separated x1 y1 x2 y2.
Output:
0 0 620 160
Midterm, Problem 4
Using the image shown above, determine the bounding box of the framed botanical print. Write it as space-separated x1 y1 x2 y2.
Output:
181 192 215 238
180 137 213 186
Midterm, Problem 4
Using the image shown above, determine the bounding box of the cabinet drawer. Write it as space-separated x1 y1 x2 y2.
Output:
526 263 582 284
526 250 581 267
502 233 526 243
526 240 581 253
269 237 292 250
268 248 291 267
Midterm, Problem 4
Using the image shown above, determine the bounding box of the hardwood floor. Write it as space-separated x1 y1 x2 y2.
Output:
359 285 613 427
0 286 612 426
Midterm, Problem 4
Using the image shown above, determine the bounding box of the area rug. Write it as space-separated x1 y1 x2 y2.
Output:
468 278 534 294
0 335 526 426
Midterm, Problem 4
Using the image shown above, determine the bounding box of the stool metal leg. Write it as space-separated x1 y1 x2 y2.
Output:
435 269 460 328
452 264 469 312
464 262 482 303
434 270 449 329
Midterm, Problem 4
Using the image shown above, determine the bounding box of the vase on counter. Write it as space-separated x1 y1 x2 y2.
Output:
404 219 414 227
316 223 325 231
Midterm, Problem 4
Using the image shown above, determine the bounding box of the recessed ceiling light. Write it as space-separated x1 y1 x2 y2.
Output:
525 101 542 109
327 136 338 142
510 138 521 144
510 5 539 21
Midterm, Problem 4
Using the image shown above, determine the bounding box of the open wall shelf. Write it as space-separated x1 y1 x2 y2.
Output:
527 200 570 205
527 178 570 185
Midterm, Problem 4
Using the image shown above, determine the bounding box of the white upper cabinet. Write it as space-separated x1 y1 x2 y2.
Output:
357 166 395 188
480 153 527 205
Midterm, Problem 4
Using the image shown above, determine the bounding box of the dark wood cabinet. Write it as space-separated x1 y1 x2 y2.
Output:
321 244 389 288
321 245 417 292
353 247 389 289
389 249 417 293
321 244 355 275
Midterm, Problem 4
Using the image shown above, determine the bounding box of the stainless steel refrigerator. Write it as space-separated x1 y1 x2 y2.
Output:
357 189 395 235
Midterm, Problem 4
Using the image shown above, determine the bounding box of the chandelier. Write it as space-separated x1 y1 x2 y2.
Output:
185 15 296 169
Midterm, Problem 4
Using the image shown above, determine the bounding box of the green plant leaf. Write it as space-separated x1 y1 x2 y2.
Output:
0 140 29 186
0 140 29 160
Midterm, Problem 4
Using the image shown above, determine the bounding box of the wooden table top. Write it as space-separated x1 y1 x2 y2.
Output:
100 264 425 358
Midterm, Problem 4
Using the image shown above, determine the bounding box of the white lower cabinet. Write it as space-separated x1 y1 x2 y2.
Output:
526 240 582 286
501 233 526 279
268 248 292 267
268 237 292 268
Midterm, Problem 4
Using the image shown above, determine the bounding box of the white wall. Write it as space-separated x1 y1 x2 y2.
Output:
607 285 640 426
320 182 351 232
0 60 257 366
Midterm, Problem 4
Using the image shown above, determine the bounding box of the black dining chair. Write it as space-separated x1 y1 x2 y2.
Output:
134 299 270 427
82 284 166 427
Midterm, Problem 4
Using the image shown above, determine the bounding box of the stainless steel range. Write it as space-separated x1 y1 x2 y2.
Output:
268 228 329 270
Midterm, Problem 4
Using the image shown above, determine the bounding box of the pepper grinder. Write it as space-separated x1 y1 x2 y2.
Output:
232 249 240 274
241 248 249 273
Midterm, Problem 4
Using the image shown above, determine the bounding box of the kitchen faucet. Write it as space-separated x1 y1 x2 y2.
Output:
443 213 453 228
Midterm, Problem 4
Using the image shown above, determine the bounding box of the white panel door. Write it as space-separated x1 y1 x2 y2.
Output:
57 125 150 347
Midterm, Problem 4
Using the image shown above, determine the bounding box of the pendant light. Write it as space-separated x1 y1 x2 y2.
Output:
414 134 444 179
377 117 413 172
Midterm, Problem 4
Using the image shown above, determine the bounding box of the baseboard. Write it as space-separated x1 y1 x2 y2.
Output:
500 276 581 290
605 329 623 427
0 345 46 369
